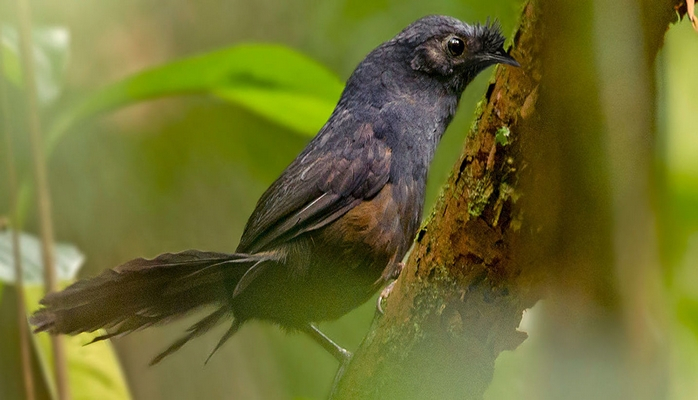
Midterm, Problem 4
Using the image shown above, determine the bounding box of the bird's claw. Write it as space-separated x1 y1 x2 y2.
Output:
376 280 397 315
377 262 404 315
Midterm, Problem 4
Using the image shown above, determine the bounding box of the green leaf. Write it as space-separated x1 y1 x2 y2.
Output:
24 286 132 400
47 43 344 154
0 283 130 400
214 86 336 137
0 230 129 399
0 230 84 285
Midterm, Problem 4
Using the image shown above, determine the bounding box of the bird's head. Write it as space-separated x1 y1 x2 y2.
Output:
393 15 519 93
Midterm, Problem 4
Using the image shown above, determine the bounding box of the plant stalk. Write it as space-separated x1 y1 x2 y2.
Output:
0 17 35 400
13 0 70 398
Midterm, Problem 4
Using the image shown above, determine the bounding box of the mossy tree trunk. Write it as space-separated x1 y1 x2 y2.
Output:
331 1 685 399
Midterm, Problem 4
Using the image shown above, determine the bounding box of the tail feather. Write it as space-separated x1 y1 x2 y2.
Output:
150 307 230 365
204 319 241 364
30 250 258 362
86 315 160 344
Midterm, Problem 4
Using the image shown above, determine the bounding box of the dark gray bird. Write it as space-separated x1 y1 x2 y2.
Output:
31 15 519 365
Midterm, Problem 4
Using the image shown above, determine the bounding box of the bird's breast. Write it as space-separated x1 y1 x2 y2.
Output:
313 181 420 275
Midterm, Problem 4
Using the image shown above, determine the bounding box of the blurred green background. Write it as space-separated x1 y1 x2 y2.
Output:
0 0 697 399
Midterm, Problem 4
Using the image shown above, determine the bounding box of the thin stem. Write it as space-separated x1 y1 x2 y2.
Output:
0 18 35 400
13 0 70 398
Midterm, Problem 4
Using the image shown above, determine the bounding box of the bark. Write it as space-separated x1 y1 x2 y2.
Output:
330 1 685 399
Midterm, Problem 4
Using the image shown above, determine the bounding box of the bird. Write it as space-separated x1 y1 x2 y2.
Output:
31 15 519 366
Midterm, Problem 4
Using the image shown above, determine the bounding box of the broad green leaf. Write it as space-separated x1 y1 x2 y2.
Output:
214 87 336 137
25 286 132 400
0 230 84 285
47 43 344 154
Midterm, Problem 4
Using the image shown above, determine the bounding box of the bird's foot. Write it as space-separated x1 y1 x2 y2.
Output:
376 262 404 315
376 280 396 315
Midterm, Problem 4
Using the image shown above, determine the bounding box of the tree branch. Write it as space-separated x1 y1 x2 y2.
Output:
330 1 685 399
331 3 542 399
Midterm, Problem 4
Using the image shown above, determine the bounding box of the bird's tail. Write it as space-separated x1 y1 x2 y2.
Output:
30 250 255 364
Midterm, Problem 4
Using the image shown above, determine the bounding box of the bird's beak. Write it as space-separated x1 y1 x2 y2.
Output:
484 49 520 68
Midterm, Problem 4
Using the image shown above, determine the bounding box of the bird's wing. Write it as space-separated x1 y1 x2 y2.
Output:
237 117 391 254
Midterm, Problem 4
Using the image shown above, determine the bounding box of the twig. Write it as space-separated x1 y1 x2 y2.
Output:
14 0 70 398
0 17 35 400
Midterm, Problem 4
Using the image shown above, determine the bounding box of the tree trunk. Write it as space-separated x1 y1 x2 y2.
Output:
330 1 685 399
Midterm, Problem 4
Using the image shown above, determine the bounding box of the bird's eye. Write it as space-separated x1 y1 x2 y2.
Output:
447 37 465 56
